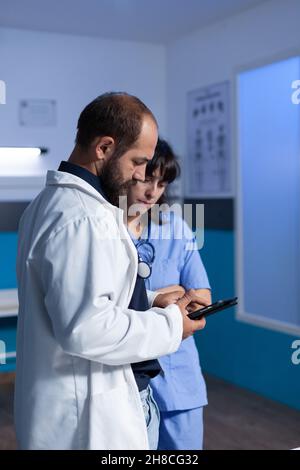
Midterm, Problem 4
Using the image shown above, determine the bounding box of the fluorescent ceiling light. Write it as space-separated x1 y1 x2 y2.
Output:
0 147 48 176
0 147 46 158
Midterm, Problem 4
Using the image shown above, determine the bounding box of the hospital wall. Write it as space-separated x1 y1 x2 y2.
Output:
0 26 167 369
0 26 167 173
165 0 300 411
1 0 300 411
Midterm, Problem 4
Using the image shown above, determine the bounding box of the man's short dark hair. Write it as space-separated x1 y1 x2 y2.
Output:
76 92 157 157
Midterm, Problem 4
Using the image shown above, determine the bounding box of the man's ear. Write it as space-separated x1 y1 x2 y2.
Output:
95 136 115 161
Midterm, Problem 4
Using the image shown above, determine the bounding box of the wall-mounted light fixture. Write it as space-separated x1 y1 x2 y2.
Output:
0 147 48 158
0 147 48 176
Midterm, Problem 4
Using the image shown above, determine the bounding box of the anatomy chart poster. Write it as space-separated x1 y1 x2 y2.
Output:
186 81 231 198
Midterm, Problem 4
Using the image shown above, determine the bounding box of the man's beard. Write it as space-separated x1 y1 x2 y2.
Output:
100 157 133 207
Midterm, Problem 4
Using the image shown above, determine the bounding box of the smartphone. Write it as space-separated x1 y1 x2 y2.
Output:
187 297 238 320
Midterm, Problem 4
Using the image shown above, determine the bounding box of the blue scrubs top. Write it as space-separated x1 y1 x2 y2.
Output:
142 212 210 411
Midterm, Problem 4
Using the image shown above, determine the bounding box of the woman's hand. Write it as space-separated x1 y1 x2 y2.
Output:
153 286 211 312
153 290 185 308
156 284 185 296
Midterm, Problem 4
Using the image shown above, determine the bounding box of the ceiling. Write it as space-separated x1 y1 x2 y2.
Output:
0 0 269 44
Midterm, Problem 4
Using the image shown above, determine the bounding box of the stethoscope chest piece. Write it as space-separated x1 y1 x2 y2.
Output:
134 235 155 280
137 260 152 279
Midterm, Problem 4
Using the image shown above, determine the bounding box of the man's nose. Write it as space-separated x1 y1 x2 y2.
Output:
133 166 146 181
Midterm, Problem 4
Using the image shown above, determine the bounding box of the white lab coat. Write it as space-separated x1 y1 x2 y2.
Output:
15 170 183 450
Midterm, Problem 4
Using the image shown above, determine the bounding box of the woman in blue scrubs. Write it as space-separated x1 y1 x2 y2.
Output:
127 138 211 450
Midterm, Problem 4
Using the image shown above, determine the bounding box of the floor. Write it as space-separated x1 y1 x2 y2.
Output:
0 372 16 450
203 375 300 450
1 372 299 450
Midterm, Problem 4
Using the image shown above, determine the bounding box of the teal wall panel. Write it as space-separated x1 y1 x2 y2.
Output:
0 232 18 372
197 229 300 411
0 232 18 289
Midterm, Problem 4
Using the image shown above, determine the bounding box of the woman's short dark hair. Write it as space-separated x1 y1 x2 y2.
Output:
146 138 181 205
75 92 157 157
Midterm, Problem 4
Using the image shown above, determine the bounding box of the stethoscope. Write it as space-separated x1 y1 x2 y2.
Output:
134 219 156 280
136 239 155 279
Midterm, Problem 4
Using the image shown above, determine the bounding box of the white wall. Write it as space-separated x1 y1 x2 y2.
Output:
166 0 300 173
165 0 300 336
1 0 299 180
0 27 166 176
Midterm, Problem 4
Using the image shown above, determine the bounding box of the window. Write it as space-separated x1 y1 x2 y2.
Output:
236 55 300 335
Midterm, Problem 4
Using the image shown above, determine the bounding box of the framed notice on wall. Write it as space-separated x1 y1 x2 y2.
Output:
185 81 232 198
19 99 57 127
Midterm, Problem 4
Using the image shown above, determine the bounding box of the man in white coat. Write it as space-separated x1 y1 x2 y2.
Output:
15 92 207 450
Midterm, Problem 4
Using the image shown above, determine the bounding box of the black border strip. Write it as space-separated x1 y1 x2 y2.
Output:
184 198 234 230
0 202 30 232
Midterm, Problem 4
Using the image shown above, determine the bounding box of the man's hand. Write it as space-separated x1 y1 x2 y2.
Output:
185 288 211 313
175 289 209 339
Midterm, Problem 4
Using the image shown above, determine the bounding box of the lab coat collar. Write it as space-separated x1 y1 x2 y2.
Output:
58 160 107 200
46 170 124 219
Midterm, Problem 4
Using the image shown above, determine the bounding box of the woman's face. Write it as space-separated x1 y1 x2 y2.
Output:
127 168 168 216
